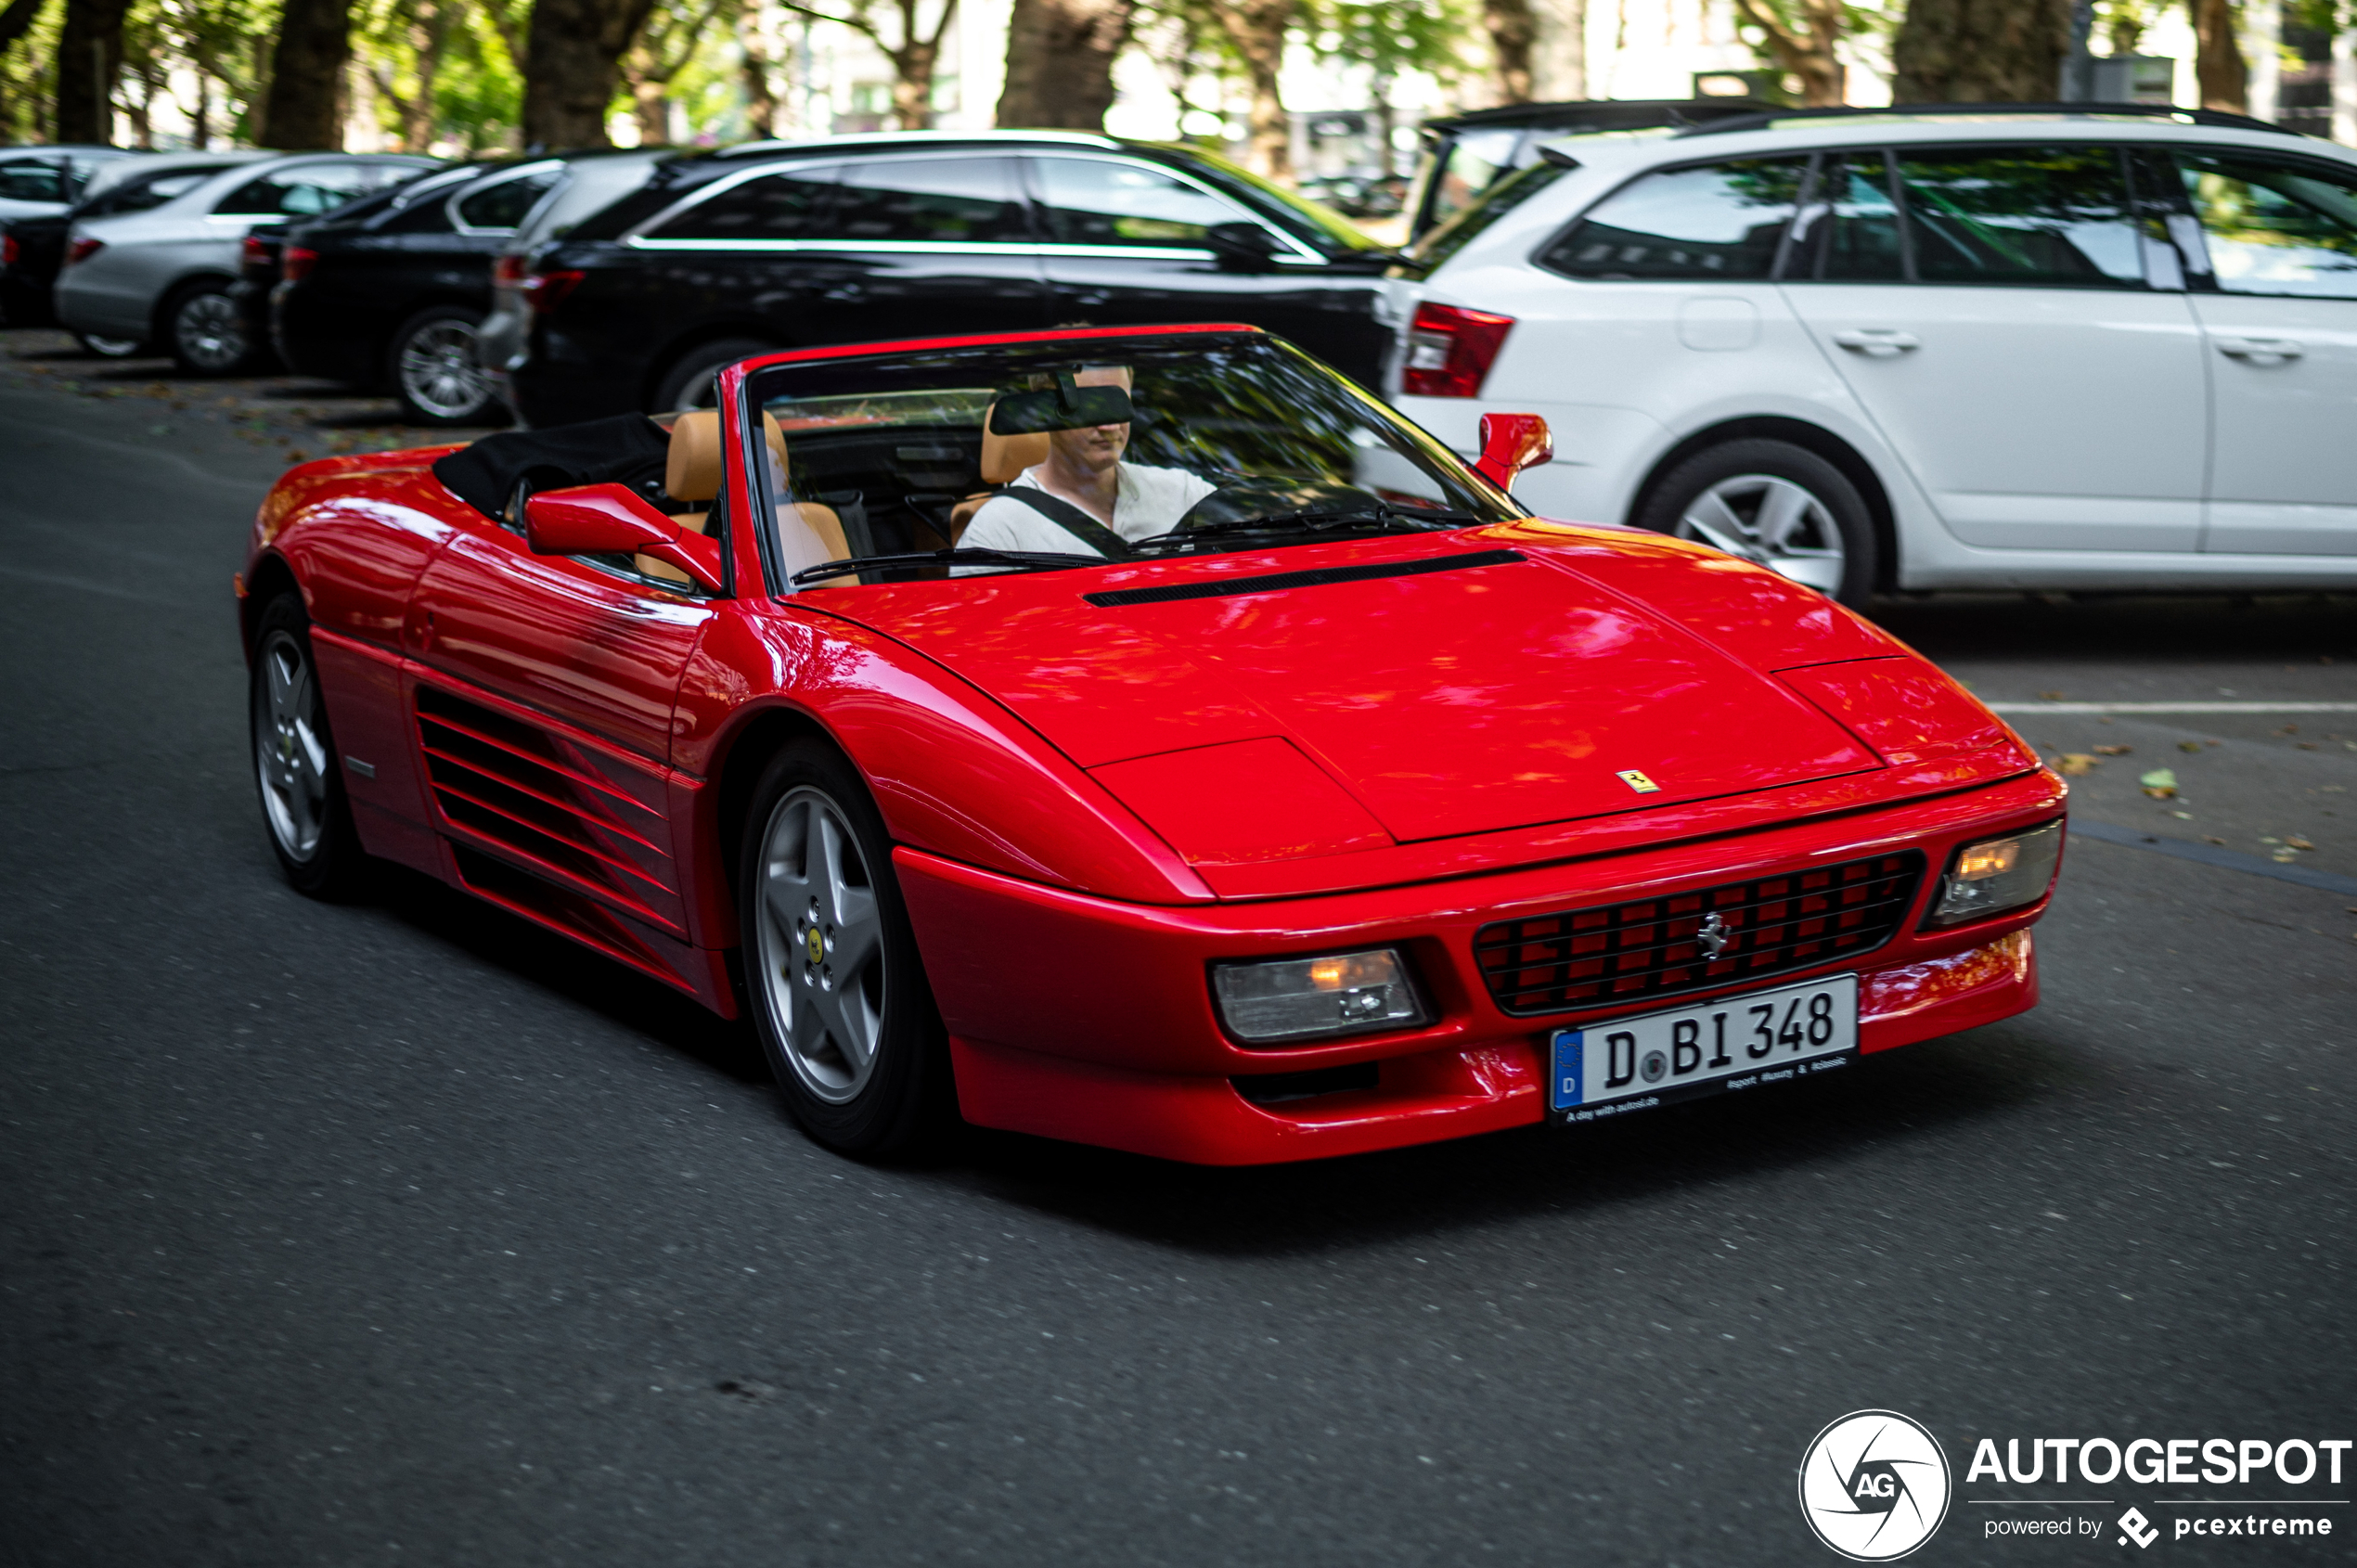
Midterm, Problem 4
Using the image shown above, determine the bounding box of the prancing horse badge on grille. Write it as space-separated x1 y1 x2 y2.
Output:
1695 912 1732 958
1616 769 1661 793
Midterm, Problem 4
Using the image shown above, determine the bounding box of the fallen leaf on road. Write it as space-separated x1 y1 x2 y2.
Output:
2058 753 2099 775
2139 768 2179 799
2093 744 2132 755
2273 849 2299 863
2040 690 2066 700
2205 836 2226 845
2178 740 2203 753
2286 836 2315 851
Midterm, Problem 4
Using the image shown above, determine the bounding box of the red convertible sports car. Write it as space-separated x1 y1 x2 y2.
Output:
240 323 2064 1164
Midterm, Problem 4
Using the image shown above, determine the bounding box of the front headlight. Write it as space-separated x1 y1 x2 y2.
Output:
1924 820 2064 928
1212 947 1431 1045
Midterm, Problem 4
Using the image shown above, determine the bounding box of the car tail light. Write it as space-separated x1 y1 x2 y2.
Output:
1924 821 2064 928
67 237 103 265
240 235 270 266
1401 301 1514 398
492 252 527 289
281 245 317 282
521 267 584 315
1 234 16 266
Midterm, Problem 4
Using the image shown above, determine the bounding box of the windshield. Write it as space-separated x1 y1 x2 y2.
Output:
748 332 1516 591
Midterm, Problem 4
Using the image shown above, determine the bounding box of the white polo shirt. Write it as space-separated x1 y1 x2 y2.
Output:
960 463 1218 558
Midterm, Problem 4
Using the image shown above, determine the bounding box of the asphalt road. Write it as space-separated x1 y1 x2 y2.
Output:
4 336 2354 1568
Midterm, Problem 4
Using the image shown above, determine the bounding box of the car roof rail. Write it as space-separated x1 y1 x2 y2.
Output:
1675 101 2300 138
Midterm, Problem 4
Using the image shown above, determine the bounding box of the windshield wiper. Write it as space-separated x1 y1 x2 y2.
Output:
1131 507 1478 553
790 547 1103 585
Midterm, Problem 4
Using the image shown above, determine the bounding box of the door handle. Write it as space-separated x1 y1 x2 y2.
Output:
2215 335 2304 362
1831 328 1920 355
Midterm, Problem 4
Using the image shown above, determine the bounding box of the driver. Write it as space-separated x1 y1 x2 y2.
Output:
959 365 1216 557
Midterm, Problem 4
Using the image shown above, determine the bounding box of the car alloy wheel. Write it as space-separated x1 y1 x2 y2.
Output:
1677 474 1846 595
753 786 888 1103
737 740 948 1155
255 628 330 860
392 309 494 424
173 288 248 374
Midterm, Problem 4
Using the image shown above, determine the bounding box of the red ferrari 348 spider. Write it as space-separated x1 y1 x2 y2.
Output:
240 323 2064 1164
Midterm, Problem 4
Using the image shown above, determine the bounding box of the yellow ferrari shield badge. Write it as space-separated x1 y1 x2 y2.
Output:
1616 769 1662 794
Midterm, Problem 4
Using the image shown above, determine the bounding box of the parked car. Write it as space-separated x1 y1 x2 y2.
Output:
239 320 2061 1163
1386 104 2357 604
0 144 132 228
496 131 1401 426
255 159 561 423
3 153 262 351
475 148 675 419
228 171 465 382
56 151 436 374
1404 98 1775 242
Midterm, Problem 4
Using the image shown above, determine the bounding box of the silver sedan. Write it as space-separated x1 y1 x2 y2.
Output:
56 152 435 374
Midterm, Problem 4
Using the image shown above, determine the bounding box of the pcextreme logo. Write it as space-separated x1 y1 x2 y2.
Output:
1800 1409 1954 1561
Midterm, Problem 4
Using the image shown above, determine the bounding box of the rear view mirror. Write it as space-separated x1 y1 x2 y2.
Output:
1472 413 1552 490
988 383 1133 435
523 482 725 592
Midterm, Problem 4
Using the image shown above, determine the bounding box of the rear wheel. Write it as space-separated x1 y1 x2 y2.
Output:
166 281 255 375
388 304 498 425
1636 438 1876 606
250 594 367 897
738 739 950 1156
651 337 776 413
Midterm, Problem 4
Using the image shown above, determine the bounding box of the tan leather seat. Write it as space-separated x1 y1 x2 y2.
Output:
949 404 1051 540
639 410 848 584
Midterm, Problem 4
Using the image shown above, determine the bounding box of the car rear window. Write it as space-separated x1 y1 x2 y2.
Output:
2175 150 2357 299
648 164 841 241
829 156 1031 245
1029 156 1248 249
216 162 396 217
0 159 64 203
455 169 561 231
1538 157 1807 280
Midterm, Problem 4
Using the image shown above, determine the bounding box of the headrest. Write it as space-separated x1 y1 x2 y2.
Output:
979 402 1050 485
665 410 788 503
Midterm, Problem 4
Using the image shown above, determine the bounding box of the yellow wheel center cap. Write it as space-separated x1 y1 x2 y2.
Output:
806 927 825 965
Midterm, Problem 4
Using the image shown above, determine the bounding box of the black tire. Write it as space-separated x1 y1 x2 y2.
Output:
164 279 257 375
250 594 368 898
74 330 145 358
736 739 951 1157
387 304 500 425
1635 437 1877 607
650 336 776 413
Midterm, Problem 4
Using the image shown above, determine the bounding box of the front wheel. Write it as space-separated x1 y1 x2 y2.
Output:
250 594 367 897
167 281 255 375
388 304 499 425
1635 438 1876 606
738 740 951 1156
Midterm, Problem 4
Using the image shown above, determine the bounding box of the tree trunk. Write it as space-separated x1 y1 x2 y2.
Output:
1204 0 1292 181
1557 0 1587 100
522 0 659 148
995 0 1132 129
1890 0 2074 103
1484 0 1535 104
55 0 132 143
630 71 666 142
1732 0 1846 105
740 0 778 136
890 29 936 128
2189 0 2247 111
262 0 353 148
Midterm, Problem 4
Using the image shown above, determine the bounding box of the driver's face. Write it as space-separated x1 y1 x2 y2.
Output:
1047 365 1132 476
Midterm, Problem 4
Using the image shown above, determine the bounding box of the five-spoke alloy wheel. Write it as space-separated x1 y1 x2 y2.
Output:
249 594 365 896
170 283 253 375
739 740 947 1154
1638 438 1876 607
390 306 497 424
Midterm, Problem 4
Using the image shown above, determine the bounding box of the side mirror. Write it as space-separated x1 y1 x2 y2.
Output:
522 482 725 593
1472 413 1552 491
1204 221 1282 273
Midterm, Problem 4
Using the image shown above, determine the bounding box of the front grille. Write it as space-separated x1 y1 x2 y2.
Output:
1475 851 1924 1016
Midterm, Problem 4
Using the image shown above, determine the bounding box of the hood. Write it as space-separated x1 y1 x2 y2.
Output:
819 538 1883 848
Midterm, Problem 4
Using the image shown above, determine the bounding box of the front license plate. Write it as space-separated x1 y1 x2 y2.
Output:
1548 972 1858 1125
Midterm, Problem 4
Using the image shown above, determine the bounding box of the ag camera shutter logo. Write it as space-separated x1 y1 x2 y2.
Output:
1799 1409 1952 1561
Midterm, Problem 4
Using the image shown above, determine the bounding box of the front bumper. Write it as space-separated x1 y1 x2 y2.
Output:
898 770 2062 1165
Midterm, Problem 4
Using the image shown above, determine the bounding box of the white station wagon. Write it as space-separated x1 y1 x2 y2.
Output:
1385 106 2357 604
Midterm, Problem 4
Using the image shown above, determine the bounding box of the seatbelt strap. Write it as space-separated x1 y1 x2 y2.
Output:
999 486 1132 558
